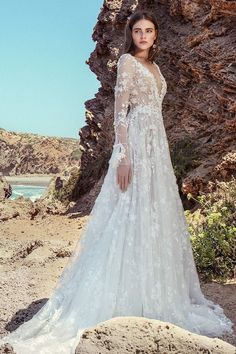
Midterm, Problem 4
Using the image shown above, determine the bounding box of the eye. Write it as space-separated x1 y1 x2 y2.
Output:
133 29 153 33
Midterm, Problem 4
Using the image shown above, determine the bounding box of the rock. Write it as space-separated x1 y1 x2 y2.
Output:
0 128 80 176
0 198 34 222
75 316 236 354
0 202 19 222
213 152 236 179
31 166 81 218
70 0 236 211
0 343 16 354
0 175 12 201
10 240 44 261
52 248 72 258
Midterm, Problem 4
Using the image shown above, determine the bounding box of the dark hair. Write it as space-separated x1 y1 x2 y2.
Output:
121 10 159 62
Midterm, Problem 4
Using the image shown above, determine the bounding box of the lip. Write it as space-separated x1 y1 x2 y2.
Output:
140 41 148 43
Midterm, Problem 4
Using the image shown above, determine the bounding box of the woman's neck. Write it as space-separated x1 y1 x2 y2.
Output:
134 55 151 63
133 51 150 63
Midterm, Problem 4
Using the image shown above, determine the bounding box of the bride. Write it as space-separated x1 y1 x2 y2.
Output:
0 9 233 354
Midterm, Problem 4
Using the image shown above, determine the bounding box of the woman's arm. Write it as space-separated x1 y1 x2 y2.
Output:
112 53 134 192
113 53 134 166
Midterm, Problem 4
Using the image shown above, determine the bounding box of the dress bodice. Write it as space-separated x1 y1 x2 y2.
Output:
112 52 167 168
124 53 167 110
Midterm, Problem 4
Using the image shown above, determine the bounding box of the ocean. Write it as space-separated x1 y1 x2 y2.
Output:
10 184 47 202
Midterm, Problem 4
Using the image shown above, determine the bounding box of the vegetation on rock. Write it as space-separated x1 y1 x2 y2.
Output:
185 179 236 282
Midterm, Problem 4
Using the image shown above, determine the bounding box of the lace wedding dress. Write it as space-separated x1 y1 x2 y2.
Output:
0 53 233 353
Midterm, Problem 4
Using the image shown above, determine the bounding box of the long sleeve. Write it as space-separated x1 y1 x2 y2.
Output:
112 54 135 168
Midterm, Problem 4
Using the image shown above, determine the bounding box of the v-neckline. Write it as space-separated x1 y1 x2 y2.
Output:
128 53 163 98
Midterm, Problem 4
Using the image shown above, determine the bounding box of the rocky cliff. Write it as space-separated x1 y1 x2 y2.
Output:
71 0 236 212
0 128 81 175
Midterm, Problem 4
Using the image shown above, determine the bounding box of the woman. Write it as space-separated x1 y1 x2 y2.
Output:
0 10 233 354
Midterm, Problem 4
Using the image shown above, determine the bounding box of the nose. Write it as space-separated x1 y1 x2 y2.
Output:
140 32 146 39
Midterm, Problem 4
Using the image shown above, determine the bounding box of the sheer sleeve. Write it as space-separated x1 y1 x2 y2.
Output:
111 53 135 168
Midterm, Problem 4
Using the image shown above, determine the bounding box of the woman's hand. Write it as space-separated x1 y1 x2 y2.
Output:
116 159 132 192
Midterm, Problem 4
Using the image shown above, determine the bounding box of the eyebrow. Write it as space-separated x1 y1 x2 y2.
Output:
133 27 154 30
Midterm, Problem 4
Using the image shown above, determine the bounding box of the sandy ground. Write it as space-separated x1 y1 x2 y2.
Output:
5 174 53 186
0 214 235 348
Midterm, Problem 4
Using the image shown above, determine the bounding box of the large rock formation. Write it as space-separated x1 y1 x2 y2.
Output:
0 128 81 175
71 0 236 211
75 316 235 354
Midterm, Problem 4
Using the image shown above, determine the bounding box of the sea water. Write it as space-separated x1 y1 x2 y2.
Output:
10 185 47 202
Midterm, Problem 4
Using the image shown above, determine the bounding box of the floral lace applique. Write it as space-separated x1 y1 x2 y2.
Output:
111 53 167 169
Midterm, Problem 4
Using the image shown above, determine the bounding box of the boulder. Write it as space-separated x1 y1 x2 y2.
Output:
75 316 235 354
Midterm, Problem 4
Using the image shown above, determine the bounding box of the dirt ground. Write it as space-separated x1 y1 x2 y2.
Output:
0 214 235 347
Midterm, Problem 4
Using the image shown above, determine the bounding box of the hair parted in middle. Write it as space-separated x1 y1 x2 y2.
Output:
120 10 159 63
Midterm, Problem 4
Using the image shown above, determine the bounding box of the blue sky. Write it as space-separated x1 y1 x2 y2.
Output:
0 0 103 139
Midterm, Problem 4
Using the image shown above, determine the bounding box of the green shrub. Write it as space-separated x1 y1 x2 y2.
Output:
52 168 80 204
170 136 200 187
185 179 236 282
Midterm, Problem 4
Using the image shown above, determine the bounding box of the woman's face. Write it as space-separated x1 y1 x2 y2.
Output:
131 19 157 53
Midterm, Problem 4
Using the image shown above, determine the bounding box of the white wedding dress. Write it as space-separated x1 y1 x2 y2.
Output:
0 53 234 353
